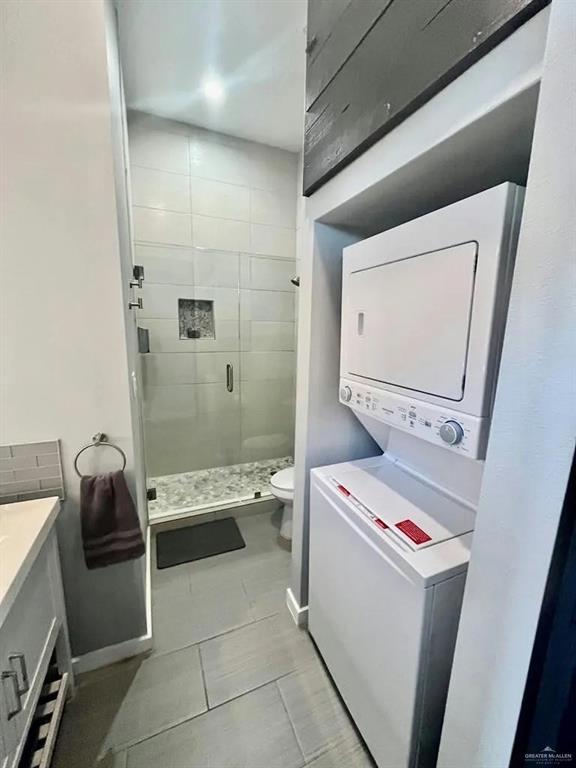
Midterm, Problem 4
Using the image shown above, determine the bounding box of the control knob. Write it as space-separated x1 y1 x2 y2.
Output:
439 420 464 446
340 385 352 402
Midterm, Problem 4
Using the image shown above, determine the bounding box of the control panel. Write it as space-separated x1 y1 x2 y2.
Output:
339 378 489 459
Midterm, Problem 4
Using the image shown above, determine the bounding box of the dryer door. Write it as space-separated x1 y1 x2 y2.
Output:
343 242 477 401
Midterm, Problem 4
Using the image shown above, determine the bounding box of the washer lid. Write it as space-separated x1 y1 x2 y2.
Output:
271 467 294 491
330 459 475 551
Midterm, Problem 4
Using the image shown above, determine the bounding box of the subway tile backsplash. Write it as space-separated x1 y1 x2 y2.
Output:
0 440 65 503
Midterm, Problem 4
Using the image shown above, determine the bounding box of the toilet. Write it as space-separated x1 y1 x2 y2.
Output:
269 466 294 544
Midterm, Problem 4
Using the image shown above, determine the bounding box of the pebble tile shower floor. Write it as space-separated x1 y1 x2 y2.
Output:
148 456 293 520
52 508 374 768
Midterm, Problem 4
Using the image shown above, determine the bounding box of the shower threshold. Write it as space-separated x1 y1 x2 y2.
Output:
147 456 292 524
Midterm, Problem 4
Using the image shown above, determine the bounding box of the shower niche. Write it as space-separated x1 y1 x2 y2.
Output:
178 298 215 340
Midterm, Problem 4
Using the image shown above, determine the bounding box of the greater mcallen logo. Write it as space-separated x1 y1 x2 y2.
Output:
525 746 573 763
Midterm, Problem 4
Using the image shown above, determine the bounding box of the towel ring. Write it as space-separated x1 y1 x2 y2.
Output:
74 433 127 478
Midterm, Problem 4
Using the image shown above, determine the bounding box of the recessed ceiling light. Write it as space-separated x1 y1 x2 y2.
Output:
202 78 225 103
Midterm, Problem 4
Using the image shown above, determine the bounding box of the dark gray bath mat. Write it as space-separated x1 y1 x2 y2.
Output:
156 517 245 569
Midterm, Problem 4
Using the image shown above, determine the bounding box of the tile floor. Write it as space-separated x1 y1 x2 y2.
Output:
53 509 374 768
148 456 293 520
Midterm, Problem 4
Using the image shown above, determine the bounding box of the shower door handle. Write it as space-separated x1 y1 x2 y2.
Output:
226 363 234 393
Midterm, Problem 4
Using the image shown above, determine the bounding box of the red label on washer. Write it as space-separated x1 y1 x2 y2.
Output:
337 484 350 497
396 519 432 544
374 518 388 531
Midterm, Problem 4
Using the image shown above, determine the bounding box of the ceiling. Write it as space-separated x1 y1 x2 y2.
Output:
116 0 307 153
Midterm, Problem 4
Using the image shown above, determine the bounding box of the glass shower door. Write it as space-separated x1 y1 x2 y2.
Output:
134 245 297 520
136 245 243 518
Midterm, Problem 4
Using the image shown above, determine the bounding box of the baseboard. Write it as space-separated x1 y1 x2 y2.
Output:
286 587 309 628
72 632 153 675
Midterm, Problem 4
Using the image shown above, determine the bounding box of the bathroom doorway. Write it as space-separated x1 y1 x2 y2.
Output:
129 113 298 522
116 1 304 523
123 117 298 522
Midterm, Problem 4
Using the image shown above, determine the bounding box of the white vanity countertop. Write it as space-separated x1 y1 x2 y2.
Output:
0 496 60 625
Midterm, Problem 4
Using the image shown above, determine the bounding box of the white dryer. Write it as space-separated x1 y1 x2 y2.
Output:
340 182 524 459
309 456 474 768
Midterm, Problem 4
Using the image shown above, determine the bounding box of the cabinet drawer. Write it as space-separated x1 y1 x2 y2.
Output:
0 538 59 759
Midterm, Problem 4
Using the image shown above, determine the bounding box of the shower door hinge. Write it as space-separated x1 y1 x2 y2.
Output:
146 487 157 502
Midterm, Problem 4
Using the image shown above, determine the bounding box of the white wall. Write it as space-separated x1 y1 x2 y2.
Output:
126 112 299 476
438 1 576 765
0 0 146 656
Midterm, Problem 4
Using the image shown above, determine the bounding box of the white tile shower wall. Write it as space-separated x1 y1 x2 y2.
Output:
128 112 298 476
131 166 191 212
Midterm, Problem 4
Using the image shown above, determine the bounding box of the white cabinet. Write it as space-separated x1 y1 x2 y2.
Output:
0 503 72 768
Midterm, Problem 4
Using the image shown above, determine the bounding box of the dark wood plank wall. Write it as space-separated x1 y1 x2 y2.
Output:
306 0 351 65
306 0 394 109
304 0 549 195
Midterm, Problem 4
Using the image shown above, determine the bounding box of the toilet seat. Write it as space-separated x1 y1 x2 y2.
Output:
270 467 294 497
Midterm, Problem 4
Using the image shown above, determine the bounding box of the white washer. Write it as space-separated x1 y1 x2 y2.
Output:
309 456 474 768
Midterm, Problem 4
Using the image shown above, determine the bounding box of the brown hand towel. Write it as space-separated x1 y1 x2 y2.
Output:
80 471 145 569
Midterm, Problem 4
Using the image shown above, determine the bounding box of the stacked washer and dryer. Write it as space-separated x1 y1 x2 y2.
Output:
308 183 525 768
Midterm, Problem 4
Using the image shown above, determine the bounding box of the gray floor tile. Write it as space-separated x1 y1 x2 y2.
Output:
152 560 193 601
237 509 285 554
152 569 255 654
151 510 290 654
52 647 207 765
240 546 291 580
306 733 376 768
126 682 305 768
241 550 291 620
200 612 316 707
278 660 363 762
53 660 140 768
101 645 207 750
53 743 126 768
